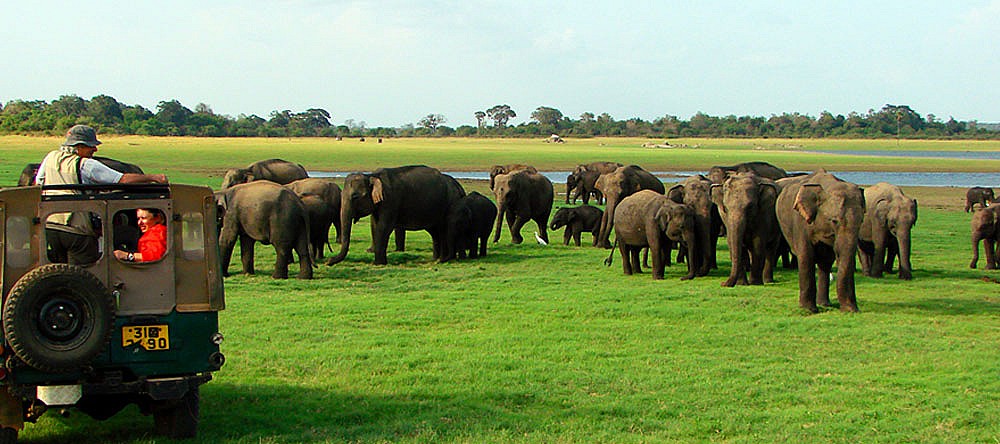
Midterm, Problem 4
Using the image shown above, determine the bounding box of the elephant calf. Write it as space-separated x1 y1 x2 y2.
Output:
549 205 603 246
970 205 1000 269
215 181 313 279
965 186 995 213
858 182 917 280
611 190 696 280
445 191 497 261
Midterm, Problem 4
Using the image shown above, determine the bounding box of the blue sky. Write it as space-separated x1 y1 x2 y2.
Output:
4 1 998 127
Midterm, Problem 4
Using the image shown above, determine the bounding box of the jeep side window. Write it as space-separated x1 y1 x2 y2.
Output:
44 211 103 265
181 212 205 260
113 208 168 263
4 216 32 268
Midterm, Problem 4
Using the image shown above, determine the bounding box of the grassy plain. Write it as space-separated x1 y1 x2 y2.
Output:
2 136 999 443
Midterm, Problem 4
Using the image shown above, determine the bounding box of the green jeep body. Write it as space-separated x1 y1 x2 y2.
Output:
0 183 225 442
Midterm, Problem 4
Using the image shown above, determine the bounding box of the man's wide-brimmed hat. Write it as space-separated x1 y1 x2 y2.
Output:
61 124 102 147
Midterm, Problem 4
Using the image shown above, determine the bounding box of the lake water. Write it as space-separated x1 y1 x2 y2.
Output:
310 170 1000 187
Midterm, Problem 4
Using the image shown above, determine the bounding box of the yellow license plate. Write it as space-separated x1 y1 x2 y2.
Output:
122 325 170 351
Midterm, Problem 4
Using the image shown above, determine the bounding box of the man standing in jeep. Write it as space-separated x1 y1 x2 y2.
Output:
34 125 168 264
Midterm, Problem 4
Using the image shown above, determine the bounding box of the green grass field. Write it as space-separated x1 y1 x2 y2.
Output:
3 137 999 443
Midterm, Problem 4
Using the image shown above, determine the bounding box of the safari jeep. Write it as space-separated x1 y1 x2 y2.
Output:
0 183 225 442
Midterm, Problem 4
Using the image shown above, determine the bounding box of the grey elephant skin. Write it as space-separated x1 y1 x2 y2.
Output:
594 165 665 248
549 205 603 246
708 161 788 184
565 169 603 205
215 181 313 279
612 190 697 280
970 205 1000 269
776 170 864 312
668 175 722 276
566 162 620 205
858 182 917 280
18 157 145 186
327 165 466 266
220 158 308 189
445 191 497 261
965 186 994 212
711 172 781 287
489 164 537 190
285 177 343 260
492 170 554 244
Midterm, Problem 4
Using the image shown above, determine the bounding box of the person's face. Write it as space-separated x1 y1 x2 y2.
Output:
136 209 161 232
75 144 98 158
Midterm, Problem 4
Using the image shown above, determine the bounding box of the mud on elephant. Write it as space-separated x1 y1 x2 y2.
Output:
215 181 313 279
220 158 309 189
549 205 603 246
594 165 665 248
776 169 865 312
858 182 917 280
610 190 697 280
492 170 554 244
327 165 466 266
711 172 781 287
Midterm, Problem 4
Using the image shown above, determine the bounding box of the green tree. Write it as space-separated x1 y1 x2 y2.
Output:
51 95 87 117
531 106 563 126
87 94 124 127
486 104 516 128
419 114 447 131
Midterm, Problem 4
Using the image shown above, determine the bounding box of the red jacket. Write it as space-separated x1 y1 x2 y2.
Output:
138 224 167 261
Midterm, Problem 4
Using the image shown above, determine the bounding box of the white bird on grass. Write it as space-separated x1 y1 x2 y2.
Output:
534 231 547 245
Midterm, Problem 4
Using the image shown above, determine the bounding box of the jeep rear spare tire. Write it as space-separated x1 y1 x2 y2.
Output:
3 264 115 373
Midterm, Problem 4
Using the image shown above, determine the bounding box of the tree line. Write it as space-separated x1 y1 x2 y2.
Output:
1 95 996 140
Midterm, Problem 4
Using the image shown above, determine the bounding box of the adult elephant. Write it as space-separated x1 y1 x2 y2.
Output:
327 165 466 266
445 191 497 261
610 190 696 280
594 165 665 248
965 186 994 212
708 161 788 184
573 161 623 176
220 158 308 189
215 181 313 279
776 169 865 312
710 172 781 287
858 182 917 280
18 157 145 186
565 169 603 205
489 164 537 190
970 205 1000 269
492 170 554 244
668 174 721 276
285 177 342 260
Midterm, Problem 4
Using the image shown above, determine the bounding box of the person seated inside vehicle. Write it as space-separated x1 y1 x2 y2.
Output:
113 208 166 262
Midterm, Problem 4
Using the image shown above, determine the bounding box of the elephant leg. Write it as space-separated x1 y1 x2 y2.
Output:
650 240 665 280
479 234 488 257
372 223 392 265
272 245 291 279
395 228 406 252
971 236 981 269
797 253 819 313
631 247 643 274
884 239 898 274
239 234 256 275
986 239 998 270
835 256 859 313
510 216 528 244
870 235 887 278
218 226 239 277
816 257 833 308
573 229 582 247
295 234 313 279
620 243 633 275
857 240 873 276
747 237 766 285
534 216 550 244
562 228 572 246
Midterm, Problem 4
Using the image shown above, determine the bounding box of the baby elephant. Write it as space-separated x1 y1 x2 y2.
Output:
549 205 604 246
966 186 995 212
445 192 498 261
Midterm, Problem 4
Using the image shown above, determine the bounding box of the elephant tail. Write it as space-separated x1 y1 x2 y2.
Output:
603 239 618 267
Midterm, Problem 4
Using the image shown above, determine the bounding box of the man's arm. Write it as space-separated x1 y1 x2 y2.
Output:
118 173 168 184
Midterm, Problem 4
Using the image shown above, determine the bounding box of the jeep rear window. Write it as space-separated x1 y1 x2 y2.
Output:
181 212 205 260
5 216 31 268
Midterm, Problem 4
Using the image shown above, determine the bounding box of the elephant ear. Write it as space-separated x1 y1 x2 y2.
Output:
371 177 384 204
759 182 778 205
793 184 823 224
709 183 725 215
667 184 685 203
654 205 671 233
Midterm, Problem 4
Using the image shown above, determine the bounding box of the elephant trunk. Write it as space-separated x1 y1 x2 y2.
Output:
897 229 913 280
492 201 505 243
326 205 353 265
597 196 617 248
722 221 746 287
